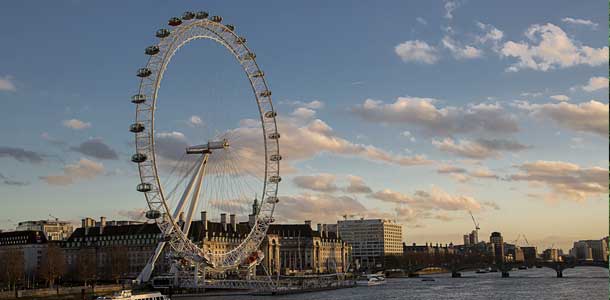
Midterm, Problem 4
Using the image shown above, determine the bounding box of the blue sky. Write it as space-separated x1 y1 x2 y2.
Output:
0 1 608 251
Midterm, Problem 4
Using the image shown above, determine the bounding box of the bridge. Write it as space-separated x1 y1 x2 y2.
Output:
389 260 608 278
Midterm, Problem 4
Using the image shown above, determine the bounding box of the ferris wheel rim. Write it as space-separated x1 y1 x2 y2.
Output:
131 14 280 271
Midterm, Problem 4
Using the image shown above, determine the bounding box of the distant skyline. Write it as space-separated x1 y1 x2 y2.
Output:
0 1 608 251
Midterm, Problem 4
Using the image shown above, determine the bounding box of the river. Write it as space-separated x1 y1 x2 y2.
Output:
198 267 608 300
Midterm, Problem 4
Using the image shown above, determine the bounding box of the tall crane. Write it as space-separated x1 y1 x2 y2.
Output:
469 210 480 231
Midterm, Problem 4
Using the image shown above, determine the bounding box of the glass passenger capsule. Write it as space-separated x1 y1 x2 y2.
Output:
242 52 256 60
268 132 280 139
156 29 170 38
225 24 235 31
235 37 247 44
259 90 272 97
251 71 264 78
145 45 160 55
131 94 147 104
137 183 152 192
129 123 145 133
264 111 276 118
145 209 162 219
168 17 182 26
211 15 223 23
195 11 209 19
182 11 195 20
137 68 152 78
266 196 279 204
131 153 147 163
270 154 282 161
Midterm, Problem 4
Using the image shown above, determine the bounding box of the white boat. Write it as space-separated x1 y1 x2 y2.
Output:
356 274 386 286
95 290 170 300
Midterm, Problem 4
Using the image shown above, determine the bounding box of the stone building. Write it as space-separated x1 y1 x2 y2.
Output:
266 222 350 275
16 219 74 241
0 230 48 284
63 217 163 281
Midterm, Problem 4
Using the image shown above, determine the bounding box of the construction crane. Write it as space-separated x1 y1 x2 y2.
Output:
468 210 480 231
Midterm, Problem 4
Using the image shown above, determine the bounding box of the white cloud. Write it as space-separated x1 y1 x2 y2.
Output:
516 100 608 136
188 115 204 127
352 97 519 136
401 131 416 142
476 22 504 47
444 0 461 19
153 115 432 176
395 40 439 64
416 17 427 25
509 160 607 202
276 193 368 224
0 75 16 92
550 94 570 102
344 175 373 194
581 76 609 92
62 119 91 130
293 173 339 192
432 138 528 159
283 100 324 109
561 17 599 30
371 186 483 212
291 107 316 119
40 158 104 186
501 23 608 71
442 36 482 59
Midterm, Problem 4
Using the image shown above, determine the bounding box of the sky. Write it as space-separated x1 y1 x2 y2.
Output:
0 1 608 251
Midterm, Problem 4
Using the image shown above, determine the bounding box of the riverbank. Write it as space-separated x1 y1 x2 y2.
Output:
0 284 127 300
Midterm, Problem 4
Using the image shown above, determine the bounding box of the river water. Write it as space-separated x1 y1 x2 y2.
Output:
200 267 608 300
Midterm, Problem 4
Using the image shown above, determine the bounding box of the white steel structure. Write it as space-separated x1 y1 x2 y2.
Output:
130 11 281 283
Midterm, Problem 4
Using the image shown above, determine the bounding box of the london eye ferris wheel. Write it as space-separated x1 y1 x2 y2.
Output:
129 11 281 282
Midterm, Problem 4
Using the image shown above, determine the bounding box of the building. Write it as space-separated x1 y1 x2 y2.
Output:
266 222 350 275
16 219 74 241
337 218 402 269
63 200 351 281
489 232 504 264
542 248 562 262
504 243 524 263
403 242 455 256
63 217 163 281
571 239 608 262
0 230 49 284
521 246 537 265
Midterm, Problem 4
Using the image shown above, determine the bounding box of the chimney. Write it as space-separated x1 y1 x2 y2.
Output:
230 214 236 232
82 217 94 235
99 216 106 234
304 220 311 228
317 223 323 236
248 214 255 227
221 213 227 231
322 224 328 238
201 211 208 231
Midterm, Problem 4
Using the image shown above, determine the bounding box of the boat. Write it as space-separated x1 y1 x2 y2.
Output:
421 278 435 282
95 290 170 300
518 265 527 270
356 274 386 286
475 269 488 274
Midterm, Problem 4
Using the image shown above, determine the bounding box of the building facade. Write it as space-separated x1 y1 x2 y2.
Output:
16 219 74 241
489 232 504 264
337 219 402 269
571 239 608 261
403 242 455 256
0 230 48 284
